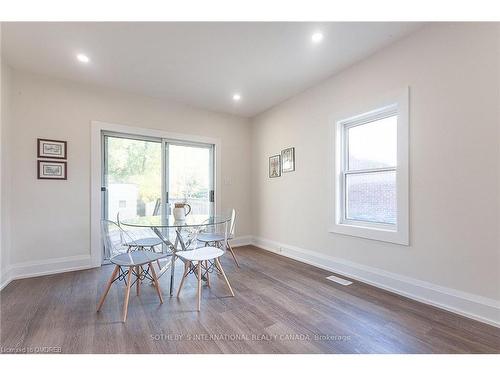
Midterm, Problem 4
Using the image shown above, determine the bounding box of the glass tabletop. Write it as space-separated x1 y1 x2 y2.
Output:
120 214 229 228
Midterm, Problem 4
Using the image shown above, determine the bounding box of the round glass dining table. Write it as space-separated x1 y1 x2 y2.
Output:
120 214 230 296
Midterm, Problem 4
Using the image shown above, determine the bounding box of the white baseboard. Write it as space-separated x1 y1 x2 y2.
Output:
252 236 500 328
0 254 95 291
0 267 14 291
230 235 253 247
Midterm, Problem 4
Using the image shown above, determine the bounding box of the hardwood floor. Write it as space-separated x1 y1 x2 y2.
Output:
1 245 499 354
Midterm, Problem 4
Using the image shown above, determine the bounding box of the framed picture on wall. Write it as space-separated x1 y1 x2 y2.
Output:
269 155 281 178
37 138 67 159
281 147 295 172
37 160 67 180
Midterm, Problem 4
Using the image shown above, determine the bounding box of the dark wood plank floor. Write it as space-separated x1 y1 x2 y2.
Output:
1 245 499 354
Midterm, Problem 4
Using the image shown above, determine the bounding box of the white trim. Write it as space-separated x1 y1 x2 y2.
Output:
0 255 94 290
251 236 500 328
0 268 14 290
330 88 409 245
90 120 222 267
229 235 253 247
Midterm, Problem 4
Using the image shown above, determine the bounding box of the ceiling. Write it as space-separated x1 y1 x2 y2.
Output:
2 22 424 117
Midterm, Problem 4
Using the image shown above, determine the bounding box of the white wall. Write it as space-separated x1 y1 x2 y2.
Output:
1 67 251 278
251 23 500 322
0 24 3 282
0 24 3 283
1 32 13 286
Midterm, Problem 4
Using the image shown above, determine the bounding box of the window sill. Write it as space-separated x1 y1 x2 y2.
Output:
329 221 409 246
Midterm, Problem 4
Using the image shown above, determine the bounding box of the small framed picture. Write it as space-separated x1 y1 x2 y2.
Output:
38 160 67 180
37 138 67 159
269 155 281 178
281 147 295 173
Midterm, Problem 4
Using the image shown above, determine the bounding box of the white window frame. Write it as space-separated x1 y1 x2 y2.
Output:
330 88 409 245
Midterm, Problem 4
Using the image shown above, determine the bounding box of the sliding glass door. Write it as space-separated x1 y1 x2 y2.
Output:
101 133 215 261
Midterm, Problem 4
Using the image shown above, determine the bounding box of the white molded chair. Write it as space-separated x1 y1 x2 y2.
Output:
116 210 163 250
176 219 234 311
197 209 239 267
98 219 168 322
116 211 164 270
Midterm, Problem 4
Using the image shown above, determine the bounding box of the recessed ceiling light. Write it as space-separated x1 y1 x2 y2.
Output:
311 32 324 44
76 53 90 63
232 93 241 102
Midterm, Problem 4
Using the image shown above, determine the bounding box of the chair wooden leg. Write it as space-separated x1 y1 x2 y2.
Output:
136 266 140 296
151 247 162 269
205 260 211 288
97 265 119 312
149 262 163 304
226 241 240 268
215 258 234 297
177 261 190 298
197 261 202 311
122 267 133 322
213 243 222 275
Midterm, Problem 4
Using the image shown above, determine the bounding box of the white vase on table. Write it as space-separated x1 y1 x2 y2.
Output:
173 203 191 221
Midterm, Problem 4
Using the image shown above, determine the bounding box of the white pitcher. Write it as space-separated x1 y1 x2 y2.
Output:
172 203 191 221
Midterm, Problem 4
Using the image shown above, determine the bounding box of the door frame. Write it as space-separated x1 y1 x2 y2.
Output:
90 120 221 267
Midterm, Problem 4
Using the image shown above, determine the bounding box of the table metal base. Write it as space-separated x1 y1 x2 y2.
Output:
151 227 188 296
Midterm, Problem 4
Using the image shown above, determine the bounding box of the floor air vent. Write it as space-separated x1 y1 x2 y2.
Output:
326 275 353 286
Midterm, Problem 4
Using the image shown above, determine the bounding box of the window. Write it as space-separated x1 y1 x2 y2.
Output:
331 89 409 245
